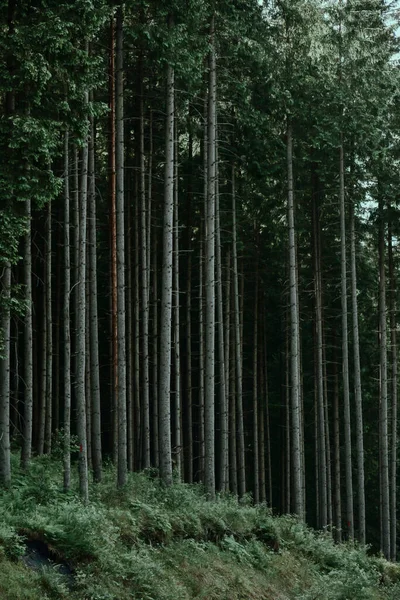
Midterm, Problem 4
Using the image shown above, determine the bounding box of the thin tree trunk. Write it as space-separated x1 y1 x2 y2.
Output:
229 282 237 495
159 30 174 486
253 230 259 503
339 141 354 539
0 263 11 487
287 120 303 518
63 131 72 492
109 16 118 466
152 235 159 469
264 307 273 508
116 6 127 487
140 88 150 470
349 200 365 544
312 175 327 529
388 221 397 561
134 173 141 469
22 198 33 469
173 127 182 477
199 236 205 483
216 146 228 492
38 257 47 456
76 88 90 502
204 15 217 499
232 165 245 497
378 188 390 559
185 144 193 482
89 113 102 483
45 201 52 454
333 335 342 542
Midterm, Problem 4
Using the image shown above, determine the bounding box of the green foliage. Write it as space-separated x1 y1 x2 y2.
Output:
0 456 397 599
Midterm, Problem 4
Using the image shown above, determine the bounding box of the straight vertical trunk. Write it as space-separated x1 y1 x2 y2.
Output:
159 32 175 486
76 89 90 502
0 263 11 487
378 189 390 559
264 309 273 507
63 131 72 491
216 146 228 492
199 237 205 482
140 89 150 469
45 201 52 454
22 199 33 469
88 114 102 483
253 234 259 504
388 221 397 562
173 129 182 477
204 15 217 499
109 16 118 465
287 120 303 518
232 165 245 497
339 141 354 539
116 7 127 487
333 336 342 542
312 175 327 529
349 200 365 544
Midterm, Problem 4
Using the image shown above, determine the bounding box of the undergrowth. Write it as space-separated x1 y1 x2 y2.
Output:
0 453 398 599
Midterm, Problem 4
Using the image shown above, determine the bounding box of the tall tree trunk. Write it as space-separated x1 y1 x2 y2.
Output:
349 200 365 544
159 27 174 486
232 165 245 497
134 174 141 469
287 120 303 518
204 15 217 499
378 188 390 559
0 263 11 487
116 6 127 487
38 255 47 456
388 220 397 562
185 129 193 483
45 200 52 454
173 127 182 477
148 110 159 469
312 173 327 529
333 335 342 542
88 113 102 483
63 131 72 492
216 144 228 492
109 16 118 466
339 140 354 539
140 87 151 470
253 230 259 503
199 235 205 482
22 198 33 469
76 90 89 502
263 307 273 507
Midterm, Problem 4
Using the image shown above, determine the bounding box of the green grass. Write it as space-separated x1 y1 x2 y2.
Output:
0 454 398 599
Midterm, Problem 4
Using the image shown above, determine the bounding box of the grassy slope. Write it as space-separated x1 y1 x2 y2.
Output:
0 455 399 600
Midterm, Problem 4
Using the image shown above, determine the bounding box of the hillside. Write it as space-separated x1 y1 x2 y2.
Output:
0 456 398 600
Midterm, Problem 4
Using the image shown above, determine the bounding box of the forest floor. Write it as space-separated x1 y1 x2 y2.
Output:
0 454 399 600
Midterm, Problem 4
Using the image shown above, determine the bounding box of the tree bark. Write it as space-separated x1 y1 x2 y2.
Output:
378 188 390 559
88 113 102 483
0 263 11 487
216 143 228 492
339 141 354 539
159 31 174 486
287 120 303 518
349 200 365 544
388 220 397 562
22 198 33 469
204 15 217 499
116 6 127 487
232 165 245 497
63 131 72 492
